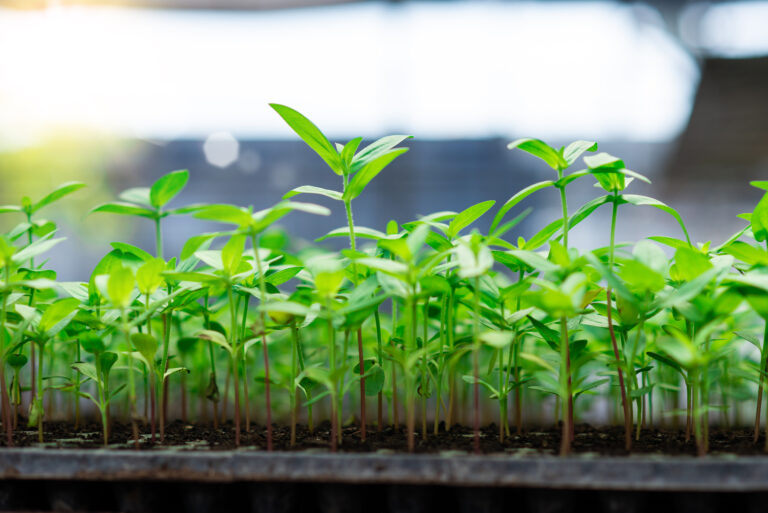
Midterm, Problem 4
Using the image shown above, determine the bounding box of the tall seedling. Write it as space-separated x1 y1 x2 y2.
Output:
272 103 410 440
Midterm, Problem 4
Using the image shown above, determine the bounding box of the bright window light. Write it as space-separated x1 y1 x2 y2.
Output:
0 2 698 147
696 1 768 57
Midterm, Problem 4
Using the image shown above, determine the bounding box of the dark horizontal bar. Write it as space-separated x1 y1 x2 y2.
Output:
0 449 764 492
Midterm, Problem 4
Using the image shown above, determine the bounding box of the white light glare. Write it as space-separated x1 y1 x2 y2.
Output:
203 132 239 168
697 2 768 57
0 3 698 145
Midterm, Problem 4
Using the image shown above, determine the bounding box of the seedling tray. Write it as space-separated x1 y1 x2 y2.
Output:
1 449 767 513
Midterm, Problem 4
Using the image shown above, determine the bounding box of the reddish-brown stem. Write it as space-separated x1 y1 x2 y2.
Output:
262 330 273 451
606 288 632 451
331 403 338 452
473 346 480 454
392 365 399 430
233 355 241 447
357 328 366 441
0 367 13 446
149 376 156 443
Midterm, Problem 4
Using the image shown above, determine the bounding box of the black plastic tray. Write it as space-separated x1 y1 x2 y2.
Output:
0 449 766 512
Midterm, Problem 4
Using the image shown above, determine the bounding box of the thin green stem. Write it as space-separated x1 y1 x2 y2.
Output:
251 233 273 451
154 215 163 260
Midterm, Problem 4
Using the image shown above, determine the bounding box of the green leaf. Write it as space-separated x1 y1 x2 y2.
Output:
351 135 412 174
164 367 189 380
12 235 64 264
80 334 106 354
672 247 712 281
107 266 135 308
39 298 80 335
193 204 252 226
110 242 153 262
131 334 158 370
480 331 515 349
150 170 189 208
446 200 495 239
562 140 597 166
490 181 554 235
721 241 768 266
221 235 246 276
647 351 684 375
33 182 86 213
197 329 232 354
90 202 157 219
507 138 567 170
265 266 303 286
270 103 342 174
100 352 118 378
353 360 385 396
136 257 166 295
180 233 217 260
340 137 363 169
0 205 22 214
357 257 408 276
454 241 493 279
119 187 152 206
752 193 768 242
72 362 99 383
345 148 408 201
621 195 691 246
283 185 343 202
505 250 559 273
316 226 388 242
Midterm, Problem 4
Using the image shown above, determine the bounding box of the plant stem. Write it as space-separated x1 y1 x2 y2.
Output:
36 341 44 443
763 320 768 451
558 181 569 249
374 308 384 432
240 296 251 432
342 173 367 441
391 297 399 430
154 215 163 260
226 285 241 447
290 319 299 447
326 303 338 452
473 277 481 454
559 316 571 456
159 310 171 442
204 295 219 429
251 234 273 451
752 348 767 437
122 309 140 449
421 297 429 441
606 195 632 451
0 265 14 446
406 296 417 452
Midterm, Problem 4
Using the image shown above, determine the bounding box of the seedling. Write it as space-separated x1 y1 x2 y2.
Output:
0 114 766 459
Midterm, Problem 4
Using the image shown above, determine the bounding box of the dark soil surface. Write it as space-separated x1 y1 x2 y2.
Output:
1 420 765 455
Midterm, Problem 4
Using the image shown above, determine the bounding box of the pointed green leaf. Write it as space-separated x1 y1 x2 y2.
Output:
446 200 495 239
33 182 86 213
270 103 342 174
351 135 412 173
345 148 408 201
283 185 343 201
90 202 156 219
507 138 567 170
150 170 189 208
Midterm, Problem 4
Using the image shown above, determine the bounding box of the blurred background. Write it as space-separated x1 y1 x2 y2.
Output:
0 0 766 280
